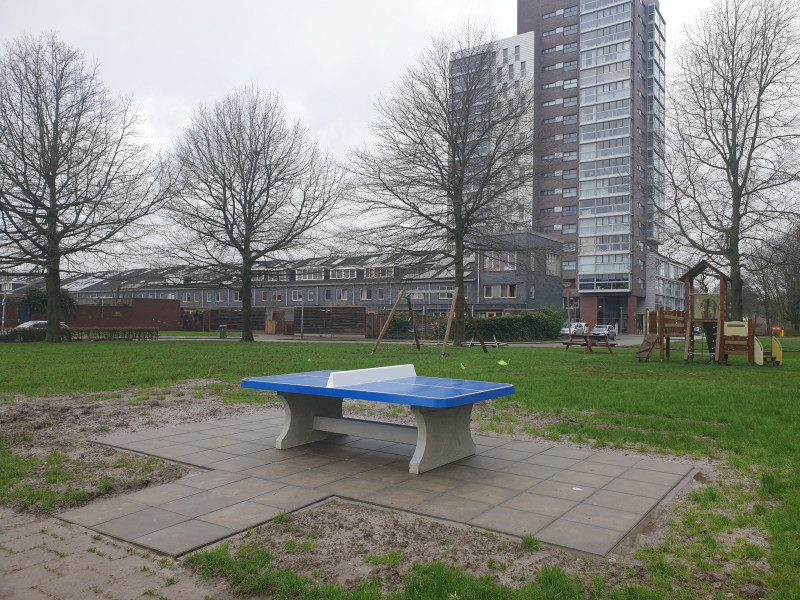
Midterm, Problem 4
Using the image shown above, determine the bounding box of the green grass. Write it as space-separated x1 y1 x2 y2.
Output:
186 544 585 599
159 330 241 338
2 339 799 596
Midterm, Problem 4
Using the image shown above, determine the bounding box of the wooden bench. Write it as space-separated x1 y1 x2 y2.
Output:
242 365 515 474
563 334 617 354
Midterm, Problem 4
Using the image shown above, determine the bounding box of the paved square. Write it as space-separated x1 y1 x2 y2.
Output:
58 412 694 557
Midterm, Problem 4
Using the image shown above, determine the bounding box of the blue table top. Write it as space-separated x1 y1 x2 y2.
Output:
241 370 514 409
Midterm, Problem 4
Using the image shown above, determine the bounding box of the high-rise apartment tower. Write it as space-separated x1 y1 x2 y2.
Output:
518 0 667 333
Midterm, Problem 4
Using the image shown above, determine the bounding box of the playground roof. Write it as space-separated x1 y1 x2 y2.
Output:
679 260 730 283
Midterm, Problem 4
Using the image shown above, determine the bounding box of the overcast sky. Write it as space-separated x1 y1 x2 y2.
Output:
1 0 712 159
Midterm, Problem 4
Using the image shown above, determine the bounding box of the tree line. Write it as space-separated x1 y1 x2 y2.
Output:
2 0 799 342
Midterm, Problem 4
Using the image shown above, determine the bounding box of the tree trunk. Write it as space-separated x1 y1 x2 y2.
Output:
241 263 254 342
453 240 466 345
45 261 62 343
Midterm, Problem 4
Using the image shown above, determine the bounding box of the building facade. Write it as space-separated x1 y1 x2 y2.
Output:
517 0 668 333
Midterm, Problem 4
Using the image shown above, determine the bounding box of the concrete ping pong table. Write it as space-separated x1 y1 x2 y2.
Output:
242 364 515 474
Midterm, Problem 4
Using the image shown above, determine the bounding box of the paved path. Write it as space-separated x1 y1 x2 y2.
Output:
64 412 692 557
0 508 233 600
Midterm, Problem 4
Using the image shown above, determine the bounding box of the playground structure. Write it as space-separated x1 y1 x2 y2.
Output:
637 260 782 365
372 287 488 357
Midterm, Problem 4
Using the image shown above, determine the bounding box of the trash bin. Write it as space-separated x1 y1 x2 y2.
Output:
219 325 227 339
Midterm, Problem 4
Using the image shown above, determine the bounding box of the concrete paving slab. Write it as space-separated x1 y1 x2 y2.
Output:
415 493 493 522
468 505 555 536
64 410 694 559
447 481 521 505
132 519 235 556
560 503 645 533
92 506 189 540
249 485 329 511
179 470 249 490
158 491 241 518
58 498 148 528
536 518 626 556
197 500 283 530
123 482 201 506
502 491 577 517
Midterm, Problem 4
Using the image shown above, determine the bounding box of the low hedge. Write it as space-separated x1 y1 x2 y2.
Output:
383 307 562 342
474 307 563 342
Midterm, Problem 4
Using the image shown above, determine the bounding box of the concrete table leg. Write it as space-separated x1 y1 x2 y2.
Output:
409 403 476 474
276 393 343 449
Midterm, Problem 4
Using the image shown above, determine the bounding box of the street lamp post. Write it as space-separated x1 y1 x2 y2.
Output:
300 291 304 339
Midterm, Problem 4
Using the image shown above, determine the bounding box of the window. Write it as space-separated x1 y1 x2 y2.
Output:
297 267 324 281
563 187 578 197
439 286 454 300
364 266 394 278
563 42 578 53
182 292 191 302
562 205 577 216
563 150 577 160
564 24 578 35
325 289 332 300
520 61 526 77
546 253 561 276
563 60 578 71
508 63 514 78
562 169 577 179
485 251 517 271
563 223 577 234
336 289 349 301
529 284 535 299
564 5 578 17
563 132 578 143
503 47 508 63
514 45 520 61
261 291 268 302
563 260 577 271
360 288 372 301
377 288 385 301
563 114 578 124
233 291 240 302
291 290 303 301
563 241 577 252
543 63 561 72
330 268 357 279
563 96 577 107
483 284 516 299
563 78 578 89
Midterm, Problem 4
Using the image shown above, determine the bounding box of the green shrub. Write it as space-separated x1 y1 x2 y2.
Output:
475 307 562 342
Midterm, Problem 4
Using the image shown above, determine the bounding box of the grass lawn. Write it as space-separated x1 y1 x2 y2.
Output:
1 339 798 598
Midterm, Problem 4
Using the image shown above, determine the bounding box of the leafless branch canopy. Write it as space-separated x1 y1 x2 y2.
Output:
351 22 537 261
662 0 800 316
0 32 167 339
168 86 344 340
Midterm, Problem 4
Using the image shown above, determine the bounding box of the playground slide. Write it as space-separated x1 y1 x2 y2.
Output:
754 337 764 366
771 336 783 366
636 333 659 360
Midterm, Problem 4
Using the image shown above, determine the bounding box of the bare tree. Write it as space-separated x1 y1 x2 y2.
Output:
168 87 343 342
662 0 800 320
749 223 800 332
0 33 167 341
351 23 538 343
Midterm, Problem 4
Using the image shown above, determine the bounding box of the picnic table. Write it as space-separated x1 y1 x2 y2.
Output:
562 333 617 354
242 364 514 474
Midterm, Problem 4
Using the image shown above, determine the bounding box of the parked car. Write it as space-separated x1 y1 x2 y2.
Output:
9 320 70 342
560 322 571 336
589 324 616 340
570 322 588 335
